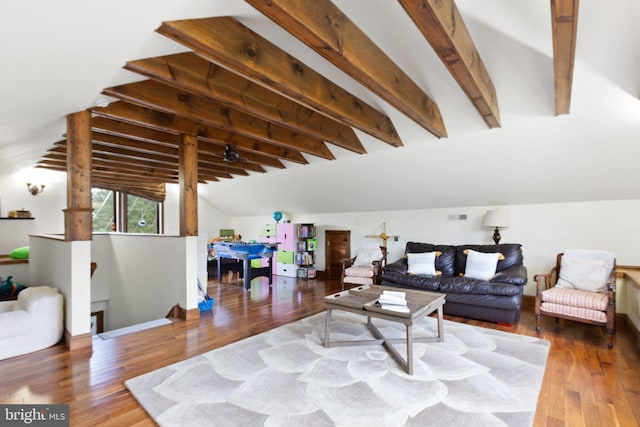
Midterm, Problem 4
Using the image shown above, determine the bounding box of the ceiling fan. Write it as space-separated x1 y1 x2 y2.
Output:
223 144 247 162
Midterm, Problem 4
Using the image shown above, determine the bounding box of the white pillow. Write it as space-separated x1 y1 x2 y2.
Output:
556 256 610 292
407 252 437 275
353 247 383 267
464 250 500 280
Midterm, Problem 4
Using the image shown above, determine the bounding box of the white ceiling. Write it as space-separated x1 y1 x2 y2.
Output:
2 0 639 217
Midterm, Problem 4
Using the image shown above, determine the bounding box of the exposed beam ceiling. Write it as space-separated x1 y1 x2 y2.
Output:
245 0 447 138
156 17 403 147
124 52 366 154
34 1 583 198
398 0 500 128
551 0 579 115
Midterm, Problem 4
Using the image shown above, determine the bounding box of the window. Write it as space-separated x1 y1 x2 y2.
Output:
92 188 163 234
92 188 115 232
126 194 159 234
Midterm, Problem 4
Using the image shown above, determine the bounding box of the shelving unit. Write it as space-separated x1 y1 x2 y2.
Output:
0 217 35 220
295 223 316 279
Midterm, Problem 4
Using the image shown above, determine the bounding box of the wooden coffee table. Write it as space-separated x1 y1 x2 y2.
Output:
323 284 445 375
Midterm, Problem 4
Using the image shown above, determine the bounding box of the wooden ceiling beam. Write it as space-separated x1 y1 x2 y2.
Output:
91 116 181 145
246 0 446 138
39 159 183 183
550 0 579 115
91 102 309 165
196 130 305 165
398 0 500 128
157 17 403 147
102 79 336 160
42 151 235 181
125 52 366 154
92 131 179 157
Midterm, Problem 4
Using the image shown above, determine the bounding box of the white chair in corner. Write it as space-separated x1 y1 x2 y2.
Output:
0 286 64 360
340 246 387 290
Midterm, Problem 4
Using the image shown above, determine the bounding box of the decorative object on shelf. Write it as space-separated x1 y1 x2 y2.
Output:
366 222 399 248
483 209 510 244
8 209 32 219
26 182 45 196
273 211 283 223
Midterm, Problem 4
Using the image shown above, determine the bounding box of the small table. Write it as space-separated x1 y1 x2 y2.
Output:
323 285 445 375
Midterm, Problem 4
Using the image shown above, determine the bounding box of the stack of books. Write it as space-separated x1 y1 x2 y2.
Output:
378 290 409 313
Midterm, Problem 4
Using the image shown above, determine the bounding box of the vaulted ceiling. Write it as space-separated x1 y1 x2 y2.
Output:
2 0 639 216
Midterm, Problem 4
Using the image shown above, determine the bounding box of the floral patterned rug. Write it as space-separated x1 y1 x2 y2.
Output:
126 311 549 426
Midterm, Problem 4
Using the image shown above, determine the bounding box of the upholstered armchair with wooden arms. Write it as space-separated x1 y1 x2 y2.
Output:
534 250 616 348
340 246 387 290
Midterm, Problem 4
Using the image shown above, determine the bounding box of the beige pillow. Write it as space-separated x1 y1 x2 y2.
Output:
353 247 383 267
556 256 610 292
407 252 437 275
464 250 500 280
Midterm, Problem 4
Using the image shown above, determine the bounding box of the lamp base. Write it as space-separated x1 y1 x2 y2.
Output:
492 227 501 245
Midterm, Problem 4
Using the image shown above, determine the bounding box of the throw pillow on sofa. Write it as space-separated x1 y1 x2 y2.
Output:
407 252 439 275
464 250 501 280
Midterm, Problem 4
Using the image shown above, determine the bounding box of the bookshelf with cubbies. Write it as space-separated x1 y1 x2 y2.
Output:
296 223 316 278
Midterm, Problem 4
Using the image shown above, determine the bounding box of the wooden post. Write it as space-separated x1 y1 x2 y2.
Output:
179 134 198 236
65 110 93 241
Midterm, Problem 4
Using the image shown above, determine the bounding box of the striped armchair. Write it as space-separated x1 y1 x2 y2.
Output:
340 246 387 290
534 250 616 348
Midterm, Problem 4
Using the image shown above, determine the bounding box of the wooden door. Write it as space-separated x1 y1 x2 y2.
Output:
325 230 350 280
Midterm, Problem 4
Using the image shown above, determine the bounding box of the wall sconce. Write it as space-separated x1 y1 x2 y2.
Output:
483 209 510 244
26 182 46 196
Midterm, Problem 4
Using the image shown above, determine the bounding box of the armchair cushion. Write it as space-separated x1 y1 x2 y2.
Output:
344 266 375 278
540 287 609 311
352 247 383 267
556 255 611 292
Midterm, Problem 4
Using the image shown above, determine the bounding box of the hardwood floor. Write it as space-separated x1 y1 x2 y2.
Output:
0 275 638 426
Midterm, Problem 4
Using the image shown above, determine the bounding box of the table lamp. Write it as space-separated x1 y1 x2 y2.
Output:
483 209 510 244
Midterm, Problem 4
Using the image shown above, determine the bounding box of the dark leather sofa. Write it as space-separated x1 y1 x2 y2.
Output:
381 242 527 324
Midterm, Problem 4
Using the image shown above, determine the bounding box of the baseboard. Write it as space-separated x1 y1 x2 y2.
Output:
168 303 200 321
64 329 92 351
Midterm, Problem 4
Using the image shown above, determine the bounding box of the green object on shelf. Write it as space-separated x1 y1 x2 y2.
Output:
307 239 317 251
9 246 29 259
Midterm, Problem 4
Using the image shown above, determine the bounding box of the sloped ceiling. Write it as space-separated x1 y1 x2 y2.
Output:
1 0 639 217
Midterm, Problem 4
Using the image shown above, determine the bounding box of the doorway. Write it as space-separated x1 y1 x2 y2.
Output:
325 230 350 280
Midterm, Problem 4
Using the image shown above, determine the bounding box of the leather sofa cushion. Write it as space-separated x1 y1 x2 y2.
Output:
439 276 522 296
454 244 523 276
380 271 440 291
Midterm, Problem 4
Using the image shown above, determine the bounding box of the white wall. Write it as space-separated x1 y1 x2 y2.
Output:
164 183 231 240
29 235 91 336
229 199 640 298
92 233 205 331
621 279 640 331
0 168 66 253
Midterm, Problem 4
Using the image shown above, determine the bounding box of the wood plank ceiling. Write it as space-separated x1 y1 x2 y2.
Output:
37 0 578 196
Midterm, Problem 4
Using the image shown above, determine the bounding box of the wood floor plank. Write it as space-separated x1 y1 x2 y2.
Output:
0 276 638 426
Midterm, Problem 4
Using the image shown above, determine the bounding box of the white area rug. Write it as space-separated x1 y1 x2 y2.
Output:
99 318 172 340
126 311 549 427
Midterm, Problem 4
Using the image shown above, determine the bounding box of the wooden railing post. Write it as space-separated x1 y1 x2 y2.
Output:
65 110 93 241
179 134 198 236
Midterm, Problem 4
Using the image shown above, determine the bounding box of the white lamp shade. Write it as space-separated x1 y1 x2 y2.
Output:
483 209 510 228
